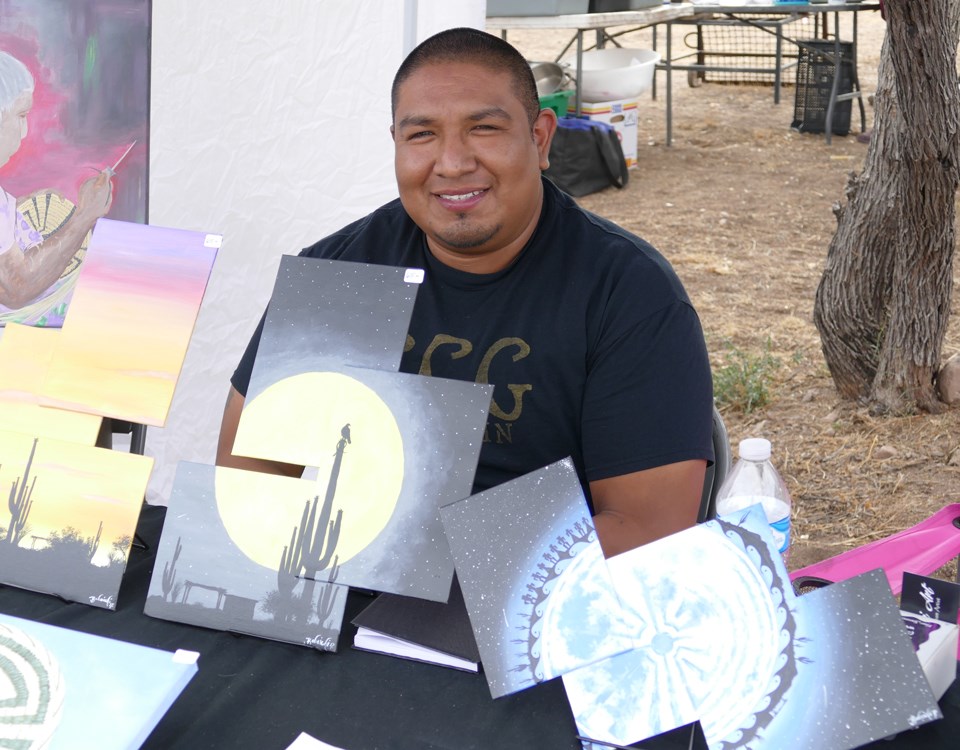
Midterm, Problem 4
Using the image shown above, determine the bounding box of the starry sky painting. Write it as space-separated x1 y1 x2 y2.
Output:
241 255 420 405
0 612 196 750
439 458 633 699
562 507 942 750
234 255 422 467
144 461 349 652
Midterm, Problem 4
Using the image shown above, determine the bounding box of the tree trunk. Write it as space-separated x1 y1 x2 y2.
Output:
813 0 960 414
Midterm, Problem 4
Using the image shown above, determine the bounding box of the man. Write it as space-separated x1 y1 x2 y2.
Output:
218 27 714 558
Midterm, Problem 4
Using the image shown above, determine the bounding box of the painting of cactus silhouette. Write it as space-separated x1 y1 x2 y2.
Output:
145 460 348 651
225 365 491 602
0 430 153 609
162 536 183 602
266 425 347 628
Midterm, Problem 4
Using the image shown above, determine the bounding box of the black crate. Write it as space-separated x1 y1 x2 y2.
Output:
792 39 854 135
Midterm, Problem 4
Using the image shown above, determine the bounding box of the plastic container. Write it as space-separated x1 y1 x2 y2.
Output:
539 90 575 117
715 438 792 561
560 48 660 102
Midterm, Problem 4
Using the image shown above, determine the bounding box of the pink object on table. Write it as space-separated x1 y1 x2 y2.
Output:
791 503 960 597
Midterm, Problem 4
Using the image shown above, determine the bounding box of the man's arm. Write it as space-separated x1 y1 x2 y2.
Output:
590 459 707 559
216 385 305 477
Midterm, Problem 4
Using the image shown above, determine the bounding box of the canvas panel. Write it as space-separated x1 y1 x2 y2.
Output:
563 508 941 750
0 429 153 609
234 256 421 465
0 0 150 328
145 461 349 651
0 323 101 443
0 612 196 749
440 458 633 699
39 219 219 426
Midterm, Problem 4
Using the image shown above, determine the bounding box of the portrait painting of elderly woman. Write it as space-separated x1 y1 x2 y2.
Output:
0 1 150 328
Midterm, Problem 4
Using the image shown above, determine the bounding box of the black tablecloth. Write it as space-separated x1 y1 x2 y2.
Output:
1 505 957 750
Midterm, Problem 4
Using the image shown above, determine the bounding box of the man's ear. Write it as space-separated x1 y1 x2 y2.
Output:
533 108 558 171
390 124 396 142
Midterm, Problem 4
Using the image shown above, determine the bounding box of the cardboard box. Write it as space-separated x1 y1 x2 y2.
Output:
901 611 959 700
571 98 639 169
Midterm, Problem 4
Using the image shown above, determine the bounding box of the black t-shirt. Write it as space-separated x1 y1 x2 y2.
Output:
232 179 714 505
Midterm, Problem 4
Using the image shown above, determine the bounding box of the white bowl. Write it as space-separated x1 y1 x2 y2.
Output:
561 47 661 102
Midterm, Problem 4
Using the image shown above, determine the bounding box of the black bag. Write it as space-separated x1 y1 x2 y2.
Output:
544 117 629 198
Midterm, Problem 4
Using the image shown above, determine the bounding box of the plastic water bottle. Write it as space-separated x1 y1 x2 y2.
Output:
715 437 792 562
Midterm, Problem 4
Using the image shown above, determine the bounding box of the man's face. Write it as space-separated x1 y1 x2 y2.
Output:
392 61 556 273
0 91 30 169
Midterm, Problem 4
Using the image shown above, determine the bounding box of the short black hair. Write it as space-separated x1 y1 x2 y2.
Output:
391 27 540 125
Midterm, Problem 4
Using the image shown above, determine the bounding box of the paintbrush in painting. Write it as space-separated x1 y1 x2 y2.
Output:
105 140 137 177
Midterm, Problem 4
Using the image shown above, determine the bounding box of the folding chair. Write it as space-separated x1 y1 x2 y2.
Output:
697 405 732 524
790 503 960 595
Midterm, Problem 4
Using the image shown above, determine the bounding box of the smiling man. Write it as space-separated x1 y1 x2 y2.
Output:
219 27 714 558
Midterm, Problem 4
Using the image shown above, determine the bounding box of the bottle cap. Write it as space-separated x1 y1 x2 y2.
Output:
738 437 771 461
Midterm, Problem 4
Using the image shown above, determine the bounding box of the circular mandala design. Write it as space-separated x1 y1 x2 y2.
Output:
561 521 796 748
520 516 597 684
0 621 67 748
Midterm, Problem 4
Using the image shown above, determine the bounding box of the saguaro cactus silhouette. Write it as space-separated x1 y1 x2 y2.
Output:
276 523 306 623
316 557 340 626
5 438 38 546
300 425 348 576
87 521 102 563
297 424 348 620
163 536 183 602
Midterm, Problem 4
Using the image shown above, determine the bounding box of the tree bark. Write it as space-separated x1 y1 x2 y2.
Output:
814 0 960 414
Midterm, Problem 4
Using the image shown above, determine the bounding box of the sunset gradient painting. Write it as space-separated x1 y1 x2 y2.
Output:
39 219 219 426
0 323 101 444
0 429 153 608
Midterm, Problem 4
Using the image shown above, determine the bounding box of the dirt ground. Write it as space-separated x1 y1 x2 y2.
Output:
502 10 960 576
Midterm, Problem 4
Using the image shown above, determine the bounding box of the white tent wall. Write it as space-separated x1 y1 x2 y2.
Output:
146 0 485 505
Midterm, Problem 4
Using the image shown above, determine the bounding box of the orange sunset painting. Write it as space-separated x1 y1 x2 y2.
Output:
38 218 220 426
0 322 102 444
0 429 153 608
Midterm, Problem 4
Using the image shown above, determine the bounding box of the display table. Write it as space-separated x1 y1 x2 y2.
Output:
1 504 958 749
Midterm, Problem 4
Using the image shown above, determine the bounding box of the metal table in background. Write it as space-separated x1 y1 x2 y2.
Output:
488 2 881 146
672 3 883 144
